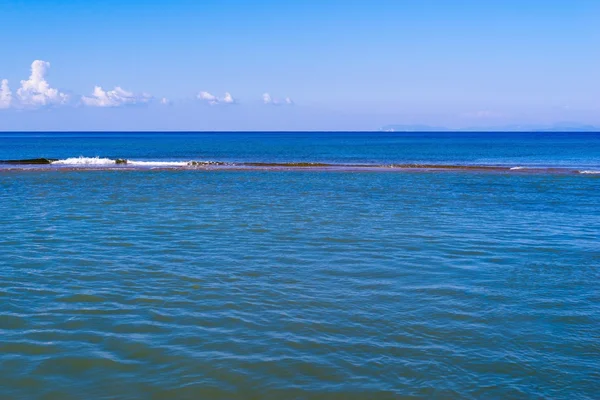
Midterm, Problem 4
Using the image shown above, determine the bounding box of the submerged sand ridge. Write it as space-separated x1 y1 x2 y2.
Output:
1 157 598 174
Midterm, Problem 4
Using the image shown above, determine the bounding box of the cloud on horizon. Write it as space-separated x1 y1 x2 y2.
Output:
0 60 297 112
263 93 293 106
81 86 152 107
16 60 69 107
197 91 236 105
0 79 11 109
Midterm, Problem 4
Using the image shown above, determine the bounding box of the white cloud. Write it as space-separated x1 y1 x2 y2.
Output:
263 92 293 106
262 93 273 104
160 97 171 105
198 91 236 105
222 92 235 104
0 79 12 109
198 91 218 105
17 60 68 107
81 86 152 107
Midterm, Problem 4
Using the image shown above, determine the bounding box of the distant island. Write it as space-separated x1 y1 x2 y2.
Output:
380 122 600 132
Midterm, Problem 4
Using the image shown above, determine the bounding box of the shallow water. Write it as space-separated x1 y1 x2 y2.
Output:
1 133 599 399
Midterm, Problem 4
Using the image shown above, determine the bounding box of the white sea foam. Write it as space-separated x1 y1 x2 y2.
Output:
127 160 189 167
579 170 600 174
50 157 219 167
52 156 116 165
510 166 524 170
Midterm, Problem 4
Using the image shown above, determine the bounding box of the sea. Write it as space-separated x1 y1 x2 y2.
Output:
1 132 599 399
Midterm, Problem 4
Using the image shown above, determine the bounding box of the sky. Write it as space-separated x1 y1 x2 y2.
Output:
0 0 599 131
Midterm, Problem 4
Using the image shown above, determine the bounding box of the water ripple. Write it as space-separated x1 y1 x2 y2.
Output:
1 170 599 399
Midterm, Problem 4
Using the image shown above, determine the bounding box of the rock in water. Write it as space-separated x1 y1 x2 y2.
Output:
0 158 58 164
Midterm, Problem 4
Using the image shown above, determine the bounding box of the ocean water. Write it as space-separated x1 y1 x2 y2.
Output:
1 132 599 399
1 131 600 171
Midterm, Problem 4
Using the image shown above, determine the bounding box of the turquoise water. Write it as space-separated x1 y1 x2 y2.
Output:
1 133 599 399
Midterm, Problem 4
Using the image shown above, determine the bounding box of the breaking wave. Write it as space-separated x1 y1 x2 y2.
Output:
52 156 116 165
126 160 190 167
48 157 220 167
579 170 600 174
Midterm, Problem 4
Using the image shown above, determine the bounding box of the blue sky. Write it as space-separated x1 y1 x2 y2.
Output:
0 0 598 130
